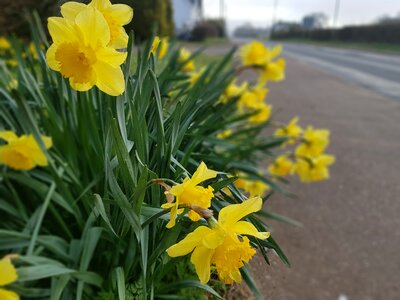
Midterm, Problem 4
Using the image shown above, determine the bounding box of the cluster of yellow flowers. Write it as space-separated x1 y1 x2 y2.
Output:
0 131 52 171
268 117 335 183
0 256 18 300
45 0 133 96
0 36 39 68
162 162 269 285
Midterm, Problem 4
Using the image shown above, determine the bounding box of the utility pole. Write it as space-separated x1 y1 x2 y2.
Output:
333 0 341 27
270 0 279 37
220 0 224 20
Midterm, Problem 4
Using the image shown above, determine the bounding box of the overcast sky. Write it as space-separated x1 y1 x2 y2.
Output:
203 0 400 32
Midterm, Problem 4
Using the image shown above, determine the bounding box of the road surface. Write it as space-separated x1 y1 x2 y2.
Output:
250 53 400 299
281 43 400 101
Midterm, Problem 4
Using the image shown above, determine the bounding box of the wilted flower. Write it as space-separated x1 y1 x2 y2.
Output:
46 7 127 96
0 256 19 299
61 0 133 49
0 131 52 171
162 162 218 228
167 197 270 284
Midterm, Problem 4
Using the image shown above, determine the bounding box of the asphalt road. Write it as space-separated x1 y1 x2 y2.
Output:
280 43 400 101
250 54 400 300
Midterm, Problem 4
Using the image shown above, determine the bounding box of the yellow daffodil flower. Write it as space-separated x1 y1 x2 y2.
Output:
274 117 303 144
46 7 127 96
61 0 133 49
219 80 248 104
296 126 330 157
188 67 206 85
6 59 17 67
249 102 272 124
217 129 233 139
162 162 218 228
0 131 52 171
293 154 335 183
268 155 293 177
5 79 18 91
0 37 11 50
0 257 19 300
237 85 269 113
240 41 281 67
178 48 195 72
234 177 269 197
259 58 286 83
167 197 270 284
158 38 169 59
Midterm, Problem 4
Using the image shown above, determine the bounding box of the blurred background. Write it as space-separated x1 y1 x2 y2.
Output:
1 0 399 299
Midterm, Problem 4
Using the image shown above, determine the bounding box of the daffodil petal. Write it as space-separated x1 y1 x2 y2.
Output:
75 7 110 48
94 61 125 96
190 246 214 284
0 289 19 300
61 1 87 20
270 44 282 59
0 258 17 286
191 162 217 185
111 4 134 25
219 197 263 227
0 131 18 143
232 221 270 240
202 229 226 249
45 43 60 71
96 47 127 68
47 17 77 43
69 78 94 92
167 226 212 257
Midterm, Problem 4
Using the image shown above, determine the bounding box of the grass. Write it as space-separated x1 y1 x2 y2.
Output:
276 38 400 54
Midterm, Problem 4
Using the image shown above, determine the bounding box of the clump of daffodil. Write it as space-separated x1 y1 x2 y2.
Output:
0 256 19 299
275 117 303 145
162 162 218 228
0 131 52 171
234 176 269 197
150 36 168 59
167 197 270 284
239 41 286 84
268 155 293 177
46 6 128 96
219 80 248 104
178 47 195 72
61 0 133 49
293 154 335 182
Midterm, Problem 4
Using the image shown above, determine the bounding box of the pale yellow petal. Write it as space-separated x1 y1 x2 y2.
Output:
90 0 110 10
202 228 226 249
94 61 125 96
110 4 134 25
0 258 17 286
191 162 218 185
45 43 60 71
109 28 129 49
48 17 77 43
96 47 127 67
190 246 214 284
270 44 282 59
75 7 110 48
61 2 87 20
167 226 212 257
219 197 263 228
0 289 19 300
0 131 18 143
232 221 270 239
69 78 94 92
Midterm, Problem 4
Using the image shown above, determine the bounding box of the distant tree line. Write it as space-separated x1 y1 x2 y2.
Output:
0 0 174 42
271 22 400 44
